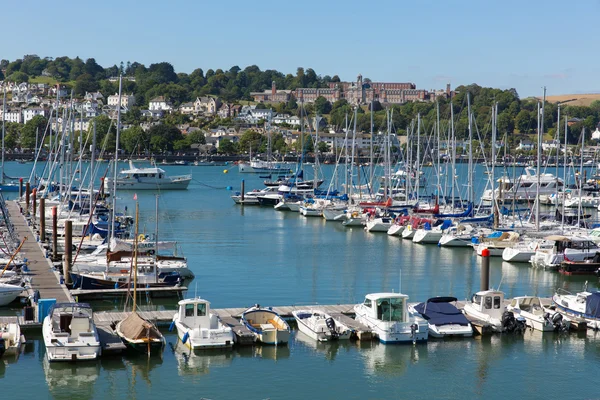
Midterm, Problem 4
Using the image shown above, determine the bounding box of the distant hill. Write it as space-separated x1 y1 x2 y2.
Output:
541 94 600 106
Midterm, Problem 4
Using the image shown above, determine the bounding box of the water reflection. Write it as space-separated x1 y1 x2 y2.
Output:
294 331 355 361
358 341 426 376
235 343 290 361
43 357 100 400
169 341 233 376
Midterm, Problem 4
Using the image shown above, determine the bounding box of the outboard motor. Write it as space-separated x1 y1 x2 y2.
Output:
325 317 339 339
410 323 418 344
501 311 525 333
0 337 5 359
546 311 569 332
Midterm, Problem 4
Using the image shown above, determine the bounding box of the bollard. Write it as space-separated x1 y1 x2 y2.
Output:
241 179 245 202
52 206 58 261
480 248 490 291
25 182 30 212
40 198 46 242
19 178 23 199
32 189 37 222
64 220 72 286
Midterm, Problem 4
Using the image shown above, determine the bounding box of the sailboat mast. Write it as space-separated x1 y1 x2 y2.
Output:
555 104 560 213
155 194 159 275
562 113 568 229
578 127 585 227
450 101 455 211
536 87 546 231
416 113 421 204
133 201 139 312
467 93 473 205
90 121 97 216
370 99 374 188
436 101 440 203
110 76 123 240
1 88 5 185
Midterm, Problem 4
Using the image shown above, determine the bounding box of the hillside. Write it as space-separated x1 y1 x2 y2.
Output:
542 93 600 106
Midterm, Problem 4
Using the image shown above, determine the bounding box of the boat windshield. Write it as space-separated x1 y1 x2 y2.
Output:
377 297 404 322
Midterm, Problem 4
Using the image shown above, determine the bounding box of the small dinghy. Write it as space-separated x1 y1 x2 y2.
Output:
292 309 352 341
241 305 290 345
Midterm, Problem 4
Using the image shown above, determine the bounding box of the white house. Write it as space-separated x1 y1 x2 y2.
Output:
73 119 90 132
592 128 600 141
23 108 47 124
1 109 22 123
542 139 559 151
517 140 534 151
107 92 135 108
148 96 173 111
141 109 163 119
273 114 300 126
179 102 195 115
193 97 221 115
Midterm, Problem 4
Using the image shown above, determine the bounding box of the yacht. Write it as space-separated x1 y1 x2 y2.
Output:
502 239 544 263
462 290 525 333
552 288 600 330
474 231 520 257
171 297 235 350
292 309 352 342
238 159 292 174
408 297 473 338
42 303 101 361
365 215 394 233
241 305 290 345
104 160 192 190
507 296 565 332
412 220 453 244
354 292 428 343
231 186 279 205
481 168 563 203
530 235 599 269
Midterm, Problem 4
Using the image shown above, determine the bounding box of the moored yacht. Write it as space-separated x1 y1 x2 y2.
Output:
481 168 563 203
104 160 191 190
552 288 600 330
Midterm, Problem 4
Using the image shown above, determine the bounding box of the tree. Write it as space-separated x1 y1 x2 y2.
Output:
120 126 146 153
21 115 48 149
238 130 263 153
515 110 532 133
317 141 330 153
218 138 236 154
6 71 29 83
74 73 99 96
497 111 515 134
147 124 183 153
314 96 332 115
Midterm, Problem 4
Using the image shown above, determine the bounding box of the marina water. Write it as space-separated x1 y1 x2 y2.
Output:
1 162 599 399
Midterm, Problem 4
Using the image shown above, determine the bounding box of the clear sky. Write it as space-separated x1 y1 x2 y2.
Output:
3 0 598 97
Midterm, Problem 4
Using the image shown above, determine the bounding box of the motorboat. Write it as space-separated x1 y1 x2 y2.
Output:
0 283 23 306
240 305 290 345
502 239 543 263
507 296 565 332
42 303 101 361
408 297 473 338
292 309 352 342
354 292 428 343
481 168 563 203
238 159 291 174
530 235 600 269
559 257 600 275
462 290 525 333
171 297 235 350
475 231 520 257
0 322 24 357
231 186 279 205
552 288 600 330
104 160 191 190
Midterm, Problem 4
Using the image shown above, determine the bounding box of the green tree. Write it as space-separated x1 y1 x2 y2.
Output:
21 115 48 149
74 73 99 96
218 138 236 154
120 126 146 153
147 124 183 153
6 71 29 83
314 96 332 115
317 141 330 153
238 130 263 153
515 110 532 133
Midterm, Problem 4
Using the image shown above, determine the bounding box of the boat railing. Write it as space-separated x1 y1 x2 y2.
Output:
555 288 573 296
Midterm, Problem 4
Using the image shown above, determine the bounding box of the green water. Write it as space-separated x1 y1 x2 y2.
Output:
1 162 599 399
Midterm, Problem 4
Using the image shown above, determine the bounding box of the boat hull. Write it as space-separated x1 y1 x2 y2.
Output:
174 323 234 350
104 178 191 190
0 286 22 306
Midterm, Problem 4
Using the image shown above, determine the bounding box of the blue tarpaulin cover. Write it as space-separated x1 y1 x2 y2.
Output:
413 297 470 326
585 292 600 318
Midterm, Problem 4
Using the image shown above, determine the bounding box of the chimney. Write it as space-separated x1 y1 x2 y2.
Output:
272 81 276 96
446 83 451 96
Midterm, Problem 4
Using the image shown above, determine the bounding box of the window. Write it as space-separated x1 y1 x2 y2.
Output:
197 303 206 316
363 298 372 308
484 297 492 309
494 296 501 309
185 304 194 317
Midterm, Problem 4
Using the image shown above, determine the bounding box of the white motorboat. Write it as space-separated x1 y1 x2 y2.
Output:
408 297 473 338
241 305 290 345
0 283 23 306
462 290 525 333
481 168 563 203
238 159 292 174
507 296 564 332
0 322 25 356
530 235 599 269
502 239 542 263
42 303 101 361
172 297 235 349
552 288 600 330
104 160 191 190
292 309 352 341
365 216 394 233
354 292 428 343
231 186 279 205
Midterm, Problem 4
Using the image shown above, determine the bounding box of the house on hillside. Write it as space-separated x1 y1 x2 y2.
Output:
23 107 47 124
148 96 173 112
107 93 135 109
193 97 222 115
517 140 534 151
179 102 195 115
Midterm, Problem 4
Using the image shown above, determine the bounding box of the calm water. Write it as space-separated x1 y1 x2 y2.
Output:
1 161 599 400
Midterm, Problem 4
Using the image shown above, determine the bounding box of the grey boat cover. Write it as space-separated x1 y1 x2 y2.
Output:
413 297 470 326
585 292 600 318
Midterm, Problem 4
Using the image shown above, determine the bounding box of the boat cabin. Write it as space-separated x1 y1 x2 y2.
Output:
177 298 212 328
509 296 544 313
470 290 505 320
361 293 408 322
545 235 599 252
49 303 94 338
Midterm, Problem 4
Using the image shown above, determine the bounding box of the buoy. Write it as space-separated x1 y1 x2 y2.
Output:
182 332 189 344
169 321 175 332
223 169 229 174
226 186 232 191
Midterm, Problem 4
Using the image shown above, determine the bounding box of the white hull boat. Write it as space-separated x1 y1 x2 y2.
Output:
507 296 562 332
241 306 291 345
552 289 600 330
365 217 394 232
0 283 23 306
387 224 405 236
0 322 25 355
408 297 473 338
292 309 352 341
104 160 191 191
412 228 444 244
172 297 235 349
462 290 525 333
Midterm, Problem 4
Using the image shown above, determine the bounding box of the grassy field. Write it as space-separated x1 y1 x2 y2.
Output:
28 76 58 85
542 93 600 106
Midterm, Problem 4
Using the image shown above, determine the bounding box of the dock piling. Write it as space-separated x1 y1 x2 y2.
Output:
480 248 490 291
64 220 72 285
25 182 30 213
40 198 46 242
32 189 37 222
19 178 23 199
241 179 245 202
52 206 58 261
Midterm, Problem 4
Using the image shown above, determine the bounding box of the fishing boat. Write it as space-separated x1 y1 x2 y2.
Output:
507 296 566 332
171 297 235 350
104 160 192 190
354 292 428 344
0 322 24 357
552 288 600 330
0 283 23 306
292 309 352 342
42 303 101 361
408 297 473 338
240 305 290 345
462 290 525 333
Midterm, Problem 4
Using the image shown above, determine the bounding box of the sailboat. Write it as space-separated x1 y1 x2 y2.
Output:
114 201 166 355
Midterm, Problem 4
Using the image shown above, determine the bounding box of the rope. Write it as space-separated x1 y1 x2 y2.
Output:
192 178 229 190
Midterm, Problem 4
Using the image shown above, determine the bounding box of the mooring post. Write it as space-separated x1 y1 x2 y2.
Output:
480 248 490 291
40 198 46 242
241 179 245 202
19 178 23 199
52 206 58 261
31 189 37 223
25 182 30 213
64 220 72 285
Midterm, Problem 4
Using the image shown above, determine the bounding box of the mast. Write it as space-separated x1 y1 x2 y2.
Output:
110 76 123 240
133 201 139 312
536 88 546 231
467 93 473 205
90 121 97 216
450 100 455 211
370 99 374 189
562 113 568 230
350 106 358 201
436 101 440 203
155 194 159 284
578 127 585 227
416 113 421 204
555 104 560 214
1 88 5 185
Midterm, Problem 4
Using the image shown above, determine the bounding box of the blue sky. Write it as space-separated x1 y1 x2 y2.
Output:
3 0 598 97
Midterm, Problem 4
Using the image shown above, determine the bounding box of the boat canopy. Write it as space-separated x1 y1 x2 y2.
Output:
413 298 470 326
585 292 600 318
119 311 163 340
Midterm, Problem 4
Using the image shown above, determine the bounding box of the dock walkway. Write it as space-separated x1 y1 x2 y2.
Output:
6 201 73 303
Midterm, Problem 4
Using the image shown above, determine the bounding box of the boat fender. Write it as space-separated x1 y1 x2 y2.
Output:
138 234 146 242
182 332 189 344
169 321 175 332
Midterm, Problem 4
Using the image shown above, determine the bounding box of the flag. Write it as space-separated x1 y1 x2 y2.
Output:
133 193 137 200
